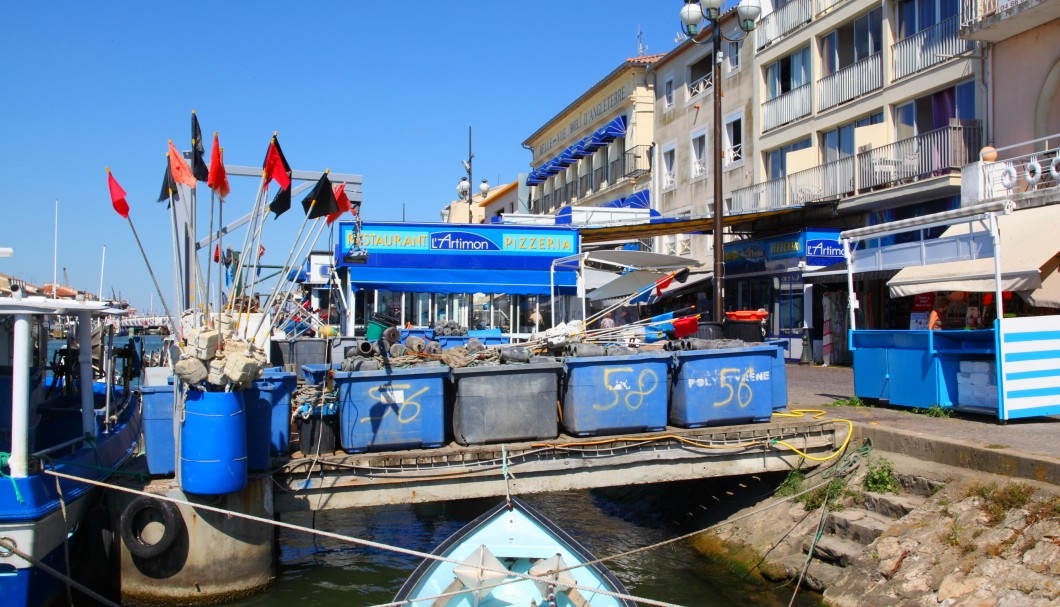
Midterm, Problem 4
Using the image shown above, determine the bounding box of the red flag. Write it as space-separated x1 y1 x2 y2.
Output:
258 244 266 258
207 133 231 198
654 275 674 296
263 136 291 190
672 315 700 339
107 169 129 218
213 243 221 262
326 182 352 225
167 140 197 186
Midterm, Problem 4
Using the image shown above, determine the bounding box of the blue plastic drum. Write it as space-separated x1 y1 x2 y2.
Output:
180 390 248 495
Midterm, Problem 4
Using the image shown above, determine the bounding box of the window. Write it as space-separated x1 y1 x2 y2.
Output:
664 77 675 109
725 39 741 73
662 144 677 189
767 138 811 180
823 112 883 162
688 54 714 98
896 0 959 38
765 46 810 100
723 114 744 167
894 80 976 140
691 131 707 179
821 8 882 76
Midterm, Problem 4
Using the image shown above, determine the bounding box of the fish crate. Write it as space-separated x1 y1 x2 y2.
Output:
334 366 450 453
561 352 671 436
451 361 562 445
670 345 776 427
141 384 176 475
261 368 298 456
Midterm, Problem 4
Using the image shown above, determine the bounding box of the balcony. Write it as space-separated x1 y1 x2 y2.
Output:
623 145 652 179
688 72 713 99
729 123 981 214
960 0 1060 42
594 166 608 190
974 133 1060 203
815 0 854 17
692 158 707 180
579 174 592 197
818 52 883 112
892 16 974 81
762 83 812 132
756 0 814 52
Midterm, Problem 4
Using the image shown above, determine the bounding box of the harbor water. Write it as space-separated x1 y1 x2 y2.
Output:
47 336 820 606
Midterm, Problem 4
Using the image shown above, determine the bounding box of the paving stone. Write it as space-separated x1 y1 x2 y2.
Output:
863 491 924 519
825 508 893 545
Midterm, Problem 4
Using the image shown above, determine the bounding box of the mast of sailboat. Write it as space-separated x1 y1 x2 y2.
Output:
99 245 106 302
52 199 58 298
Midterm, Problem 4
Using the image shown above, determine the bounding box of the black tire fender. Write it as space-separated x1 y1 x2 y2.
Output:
119 496 182 559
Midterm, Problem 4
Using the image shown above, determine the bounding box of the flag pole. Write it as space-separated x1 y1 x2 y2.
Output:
205 188 216 325
126 216 179 339
225 171 268 314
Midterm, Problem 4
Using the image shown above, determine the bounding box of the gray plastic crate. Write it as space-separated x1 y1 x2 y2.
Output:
451 361 562 445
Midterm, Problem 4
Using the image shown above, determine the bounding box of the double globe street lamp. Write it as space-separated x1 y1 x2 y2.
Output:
678 0 761 323
456 127 490 223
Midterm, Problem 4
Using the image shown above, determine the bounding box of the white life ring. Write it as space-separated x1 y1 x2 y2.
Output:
1050 156 1060 180
1000 166 1017 189
1026 161 1043 184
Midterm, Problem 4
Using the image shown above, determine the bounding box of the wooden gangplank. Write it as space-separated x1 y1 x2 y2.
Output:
272 418 843 513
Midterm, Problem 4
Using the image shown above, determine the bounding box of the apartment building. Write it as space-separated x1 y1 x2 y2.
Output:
652 0 987 360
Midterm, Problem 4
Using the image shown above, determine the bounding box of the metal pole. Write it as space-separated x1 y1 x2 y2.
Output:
712 24 725 323
467 127 473 223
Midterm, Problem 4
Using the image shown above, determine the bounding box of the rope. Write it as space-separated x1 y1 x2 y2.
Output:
0 453 24 504
0 537 122 607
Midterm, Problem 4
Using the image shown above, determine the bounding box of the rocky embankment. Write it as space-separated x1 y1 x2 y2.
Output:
695 451 1060 606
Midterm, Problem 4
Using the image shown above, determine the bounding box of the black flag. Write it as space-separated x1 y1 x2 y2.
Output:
300 173 339 219
269 186 291 218
158 161 180 205
191 112 209 182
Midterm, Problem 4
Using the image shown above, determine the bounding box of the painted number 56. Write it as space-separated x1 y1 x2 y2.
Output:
713 367 753 408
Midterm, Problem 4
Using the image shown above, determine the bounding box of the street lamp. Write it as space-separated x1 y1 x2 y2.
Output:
679 0 760 322
456 127 490 223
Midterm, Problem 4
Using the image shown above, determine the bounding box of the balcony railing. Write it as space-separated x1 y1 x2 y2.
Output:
858 122 982 191
688 72 713 99
623 145 652 179
726 143 744 166
662 169 677 190
815 0 854 17
594 166 608 189
729 123 981 213
892 16 973 81
756 0 814 51
692 158 707 179
960 0 997 26
762 83 812 132
579 174 591 197
818 52 882 111
979 134 1060 199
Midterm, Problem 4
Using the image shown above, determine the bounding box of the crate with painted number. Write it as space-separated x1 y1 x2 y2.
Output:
333 366 450 453
670 345 776 427
561 352 672 436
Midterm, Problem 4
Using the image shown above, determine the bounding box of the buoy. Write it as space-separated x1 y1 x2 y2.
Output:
119 496 183 559
1050 156 1060 181
1000 166 1018 189
1026 160 1042 184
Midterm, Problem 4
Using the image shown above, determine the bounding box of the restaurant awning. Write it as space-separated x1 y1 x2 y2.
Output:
347 267 577 296
580 207 800 244
588 270 666 301
886 204 1060 297
803 261 900 285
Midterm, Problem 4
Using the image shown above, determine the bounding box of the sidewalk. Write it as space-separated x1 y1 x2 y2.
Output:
782 363 1060 485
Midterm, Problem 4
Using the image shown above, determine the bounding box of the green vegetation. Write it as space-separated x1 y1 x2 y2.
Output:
829 396 866 407
864 458 901 494
799 477 847 511
911 404 951 418
965 482 1036 525
775 468 805 498
984 444 1009 449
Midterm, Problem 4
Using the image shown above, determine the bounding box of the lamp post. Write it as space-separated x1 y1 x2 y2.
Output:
456 127 490 224
679 0 760 322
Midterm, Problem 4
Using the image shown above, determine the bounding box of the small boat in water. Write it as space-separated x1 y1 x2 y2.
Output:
0 292 142 607
394 496 637 607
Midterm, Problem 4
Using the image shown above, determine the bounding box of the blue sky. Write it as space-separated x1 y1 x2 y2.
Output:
0 2 686 313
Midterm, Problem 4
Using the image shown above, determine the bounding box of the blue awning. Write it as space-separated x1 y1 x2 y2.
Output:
624 189 651 208
527 116 628 186
346 267 577 295
590 115 628 147
555 147 577 167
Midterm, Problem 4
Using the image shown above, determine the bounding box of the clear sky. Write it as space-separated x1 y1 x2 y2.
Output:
0 1 687 314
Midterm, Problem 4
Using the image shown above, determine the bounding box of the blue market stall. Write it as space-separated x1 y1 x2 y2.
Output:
842 201 1060 420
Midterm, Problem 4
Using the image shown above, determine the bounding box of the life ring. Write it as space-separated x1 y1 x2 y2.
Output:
119 496 183 559
1000 166 1018 189
1050 156 1060 180
1026 161 1043 184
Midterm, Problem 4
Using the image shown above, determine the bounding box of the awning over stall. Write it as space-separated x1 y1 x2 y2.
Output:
886 204 1060 297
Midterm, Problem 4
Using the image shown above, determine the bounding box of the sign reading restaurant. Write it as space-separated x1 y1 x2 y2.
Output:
534 80 632 160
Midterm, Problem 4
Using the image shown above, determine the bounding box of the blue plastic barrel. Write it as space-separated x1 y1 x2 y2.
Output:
180 390 247 495
243 381 276 471
262 368 297 455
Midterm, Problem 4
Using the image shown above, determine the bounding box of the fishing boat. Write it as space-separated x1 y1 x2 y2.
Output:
0 290 142 607
394 496 637 607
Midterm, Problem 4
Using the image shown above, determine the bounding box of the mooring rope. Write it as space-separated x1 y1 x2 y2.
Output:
0 537 122 607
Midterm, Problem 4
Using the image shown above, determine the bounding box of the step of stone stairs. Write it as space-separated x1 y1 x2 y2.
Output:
805 534 864 567
768 554 846 593
862 492 925 519
824 508 892 545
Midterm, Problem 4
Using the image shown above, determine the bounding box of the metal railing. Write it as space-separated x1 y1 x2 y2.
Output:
688 72 713 99
892 16 973 81
692 158 707 179
857 122 981 191
726 143 744 166
579 174 591 197
762 83 812 132
756 0 814 51
623 145 652 179
594 166 608 189
816 0 854 17
960 0 997 26
787 156 856 203
979 134 1060 199
731 177 789 213
818 52 882 111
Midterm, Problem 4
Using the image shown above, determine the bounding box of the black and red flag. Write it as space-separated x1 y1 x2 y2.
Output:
263 135 291 190
107 169 129 218
158 159 180 204
300 173 338 219
207 132 230 199
269 186 291 218
654 267 692 296
191 111 209 182
326 181 352 225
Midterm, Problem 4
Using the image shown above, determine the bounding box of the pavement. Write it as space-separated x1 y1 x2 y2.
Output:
781 363 1060 486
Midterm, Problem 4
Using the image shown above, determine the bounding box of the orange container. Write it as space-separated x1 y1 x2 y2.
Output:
726 310 768 321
